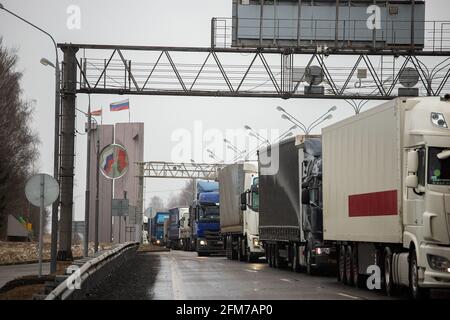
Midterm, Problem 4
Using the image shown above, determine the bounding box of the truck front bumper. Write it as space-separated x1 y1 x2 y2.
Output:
248 235 265 255
420 243 450 288
197 239 226 254
311 246 337 269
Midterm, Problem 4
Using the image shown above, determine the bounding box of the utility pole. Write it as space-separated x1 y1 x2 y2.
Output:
83 95 92 257
95 136 100 252
57 45 78 261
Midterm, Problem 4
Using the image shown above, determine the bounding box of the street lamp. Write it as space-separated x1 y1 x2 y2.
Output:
1 3 61 274
245 125 270 145
278 105 336 136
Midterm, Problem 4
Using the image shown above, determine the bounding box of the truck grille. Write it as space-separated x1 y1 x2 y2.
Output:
204 230 221 240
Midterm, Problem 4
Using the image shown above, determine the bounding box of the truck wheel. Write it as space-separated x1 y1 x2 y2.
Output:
292 244 301 273
226 236 232 260
338 245 347 284
306 248 316 275
237 238 244 261
231 236 238 260
246 247 254 263
352 245 362 288
409 249 429 300
384 247 398 296
267 245 273 267
345 245 354 286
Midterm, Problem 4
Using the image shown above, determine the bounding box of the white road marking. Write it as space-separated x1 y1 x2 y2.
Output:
280 278 292 282
337 292 361 300
170 256 186 300
244 269 258 273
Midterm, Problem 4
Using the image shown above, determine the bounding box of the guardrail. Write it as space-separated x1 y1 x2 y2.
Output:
45 242 139 300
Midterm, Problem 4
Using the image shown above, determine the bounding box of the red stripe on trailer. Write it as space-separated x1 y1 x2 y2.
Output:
348 190 397 217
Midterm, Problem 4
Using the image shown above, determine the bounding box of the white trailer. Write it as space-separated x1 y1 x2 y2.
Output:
219 162 264 262
322 96 450 298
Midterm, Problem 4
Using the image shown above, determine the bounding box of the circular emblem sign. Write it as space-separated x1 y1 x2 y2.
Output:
99 144 129 179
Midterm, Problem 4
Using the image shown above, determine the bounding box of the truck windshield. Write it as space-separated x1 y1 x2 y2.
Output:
200 206 219 220
428 147 450 185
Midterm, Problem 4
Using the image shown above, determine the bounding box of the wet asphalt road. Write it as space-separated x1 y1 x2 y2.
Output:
86 250 401 300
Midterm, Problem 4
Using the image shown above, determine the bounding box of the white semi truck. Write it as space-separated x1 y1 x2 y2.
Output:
219 162 264 262
322 96 450 298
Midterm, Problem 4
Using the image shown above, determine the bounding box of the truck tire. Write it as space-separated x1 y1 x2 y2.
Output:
338 245 346 284
352 244 362 288
226 236 232 260
198 251 208 257
231 236 238 260
345 245 354 286
306 248 316 275
384 247 398 296
267 245 273 267
292 244 301 273
409 248 429 300
237 238 245 261
246 248 255 263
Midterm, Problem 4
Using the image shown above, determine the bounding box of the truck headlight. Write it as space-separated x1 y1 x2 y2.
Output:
156 240 160 245
199 240 207 246
431 112 448 128
252 238 260 247
427 254 450 272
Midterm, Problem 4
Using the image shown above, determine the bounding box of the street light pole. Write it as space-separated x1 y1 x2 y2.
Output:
1 3 61 274
83 95 92 257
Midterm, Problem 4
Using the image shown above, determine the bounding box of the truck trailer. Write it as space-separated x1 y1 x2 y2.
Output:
219 162 264 262
322 96 450 298
257 137 335 273
167 207 190 250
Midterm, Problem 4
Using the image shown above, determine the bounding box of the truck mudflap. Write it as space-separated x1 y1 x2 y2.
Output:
421 243 450 288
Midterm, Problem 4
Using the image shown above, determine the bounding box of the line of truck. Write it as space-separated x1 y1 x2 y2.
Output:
151 96 450 298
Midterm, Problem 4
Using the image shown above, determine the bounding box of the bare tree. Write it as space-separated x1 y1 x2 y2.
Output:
0 39 40 240
166 180 195 209
148 195 165 214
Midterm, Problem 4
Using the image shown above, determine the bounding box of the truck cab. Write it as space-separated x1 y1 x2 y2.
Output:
241 175 265 261
400 97 450 298
151 212 169 246
190 180 225 256
298 138 335 274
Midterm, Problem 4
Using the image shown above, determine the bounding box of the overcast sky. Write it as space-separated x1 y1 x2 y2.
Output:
0 0 448 221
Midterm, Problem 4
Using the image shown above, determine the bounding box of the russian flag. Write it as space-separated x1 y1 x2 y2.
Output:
110 99 129 112
90 109 102 116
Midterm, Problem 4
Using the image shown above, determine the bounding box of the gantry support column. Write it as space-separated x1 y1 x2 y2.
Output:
57 45 78 261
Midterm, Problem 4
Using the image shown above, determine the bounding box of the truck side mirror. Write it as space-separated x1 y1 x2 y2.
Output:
301 189 310 205
407 150 419 173
240 192 247 211
406 175 419 189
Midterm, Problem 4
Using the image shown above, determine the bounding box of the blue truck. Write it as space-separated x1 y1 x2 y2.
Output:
151 211 169 246
189 180 225 256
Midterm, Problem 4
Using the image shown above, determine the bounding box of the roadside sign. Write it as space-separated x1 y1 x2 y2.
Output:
25 174 59 207
112 199 129 216
24 173 59 278
99 144 129 179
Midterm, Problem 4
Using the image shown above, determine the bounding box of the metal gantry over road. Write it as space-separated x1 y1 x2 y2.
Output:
61 43 450 100
54 28 450 259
